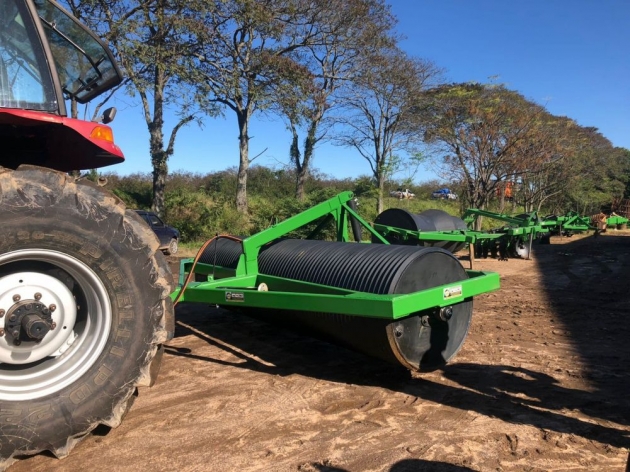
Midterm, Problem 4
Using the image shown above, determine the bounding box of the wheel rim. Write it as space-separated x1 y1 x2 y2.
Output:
0 249 112 401
169 239 178 254
513 238 530 258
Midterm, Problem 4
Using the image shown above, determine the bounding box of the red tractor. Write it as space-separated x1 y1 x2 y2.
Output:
0 1 174 468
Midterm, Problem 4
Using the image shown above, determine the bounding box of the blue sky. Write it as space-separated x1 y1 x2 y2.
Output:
104 0 629 183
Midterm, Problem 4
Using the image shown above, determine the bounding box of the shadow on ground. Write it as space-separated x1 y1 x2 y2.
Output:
303 458 475 471
170 237 630 452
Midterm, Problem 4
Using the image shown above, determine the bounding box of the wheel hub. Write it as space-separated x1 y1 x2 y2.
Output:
0 271 77 365
5 300 56 343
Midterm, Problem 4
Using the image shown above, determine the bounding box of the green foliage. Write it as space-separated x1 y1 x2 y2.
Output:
103 162 629 246
248 187 343 239
104 173 153 208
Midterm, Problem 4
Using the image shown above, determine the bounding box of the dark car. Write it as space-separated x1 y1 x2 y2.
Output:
135 210 180 255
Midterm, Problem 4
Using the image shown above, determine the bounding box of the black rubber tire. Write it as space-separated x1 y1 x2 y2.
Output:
0 166 174 469
165 237 178 256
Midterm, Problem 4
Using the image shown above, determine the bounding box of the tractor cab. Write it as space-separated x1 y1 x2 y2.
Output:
0 0 124 171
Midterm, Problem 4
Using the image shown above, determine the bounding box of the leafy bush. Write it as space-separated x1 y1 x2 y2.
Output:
104 166 562 244
164 188 249 241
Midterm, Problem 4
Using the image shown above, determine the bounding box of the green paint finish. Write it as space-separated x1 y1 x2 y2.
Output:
171 270 500 320
172 191 500 321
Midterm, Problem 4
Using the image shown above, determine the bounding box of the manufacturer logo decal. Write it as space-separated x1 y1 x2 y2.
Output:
225 292 245 302
443 285 462 299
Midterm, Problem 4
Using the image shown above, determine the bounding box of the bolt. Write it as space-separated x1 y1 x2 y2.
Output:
12 330 19 338
12 294 20 302
0 328 4 336
440 306 454 321
0 309 4 318
13 340 21 346
420 315 431 328
34 293 42 300
51 322 57 330
49 304 57 312
9 314 17 322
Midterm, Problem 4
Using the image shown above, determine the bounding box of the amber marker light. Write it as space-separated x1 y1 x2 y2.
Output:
90 125 115 143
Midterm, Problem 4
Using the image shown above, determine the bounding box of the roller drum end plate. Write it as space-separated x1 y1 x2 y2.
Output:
387 300 473 371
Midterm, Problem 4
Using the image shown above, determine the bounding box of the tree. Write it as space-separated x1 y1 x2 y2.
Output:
332 49 441 213
510 115 576 212
63 0 213 217
560 126 627 214
194 0 328 214
281 0 395 200
421 83 558 227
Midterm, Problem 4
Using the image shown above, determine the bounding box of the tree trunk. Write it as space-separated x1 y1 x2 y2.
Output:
236 111 249 214
149 116 167 217
152 158 167 217
295 167 307 201
376 172 385 214
297 121 318 200
292 119 319 201
70 98 78 119
290 128 305 200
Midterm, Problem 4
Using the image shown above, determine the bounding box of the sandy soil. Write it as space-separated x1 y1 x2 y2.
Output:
9 232 630 472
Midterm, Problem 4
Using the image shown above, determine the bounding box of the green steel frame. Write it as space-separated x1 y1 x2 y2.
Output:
371 208 547 263
463 208 551 236
540 212 594 233
462 208 548 260
172 192 500 320
606 214 629 227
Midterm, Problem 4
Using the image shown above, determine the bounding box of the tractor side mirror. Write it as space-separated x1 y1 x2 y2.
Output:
94 107 117 124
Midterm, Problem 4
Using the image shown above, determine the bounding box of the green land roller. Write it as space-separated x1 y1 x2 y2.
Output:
174 192 500 372
370 206 537 262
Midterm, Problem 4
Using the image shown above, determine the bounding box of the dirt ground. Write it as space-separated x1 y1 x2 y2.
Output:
9 232 630 472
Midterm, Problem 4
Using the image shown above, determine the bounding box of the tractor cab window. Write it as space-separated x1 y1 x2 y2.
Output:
0 0 57 111
34 0 122 103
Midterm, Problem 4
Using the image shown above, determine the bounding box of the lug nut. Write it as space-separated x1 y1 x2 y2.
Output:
51 322 57 330
12 294 21 302
34 293 42 300
0 309 4 318
49 304 57 312
0 328 4 336
9 314 16 322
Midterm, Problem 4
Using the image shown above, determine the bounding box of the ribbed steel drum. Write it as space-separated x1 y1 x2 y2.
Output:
198 238 472 371
372 208 468 253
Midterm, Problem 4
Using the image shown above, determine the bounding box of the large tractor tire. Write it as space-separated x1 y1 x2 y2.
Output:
0 166 174 470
